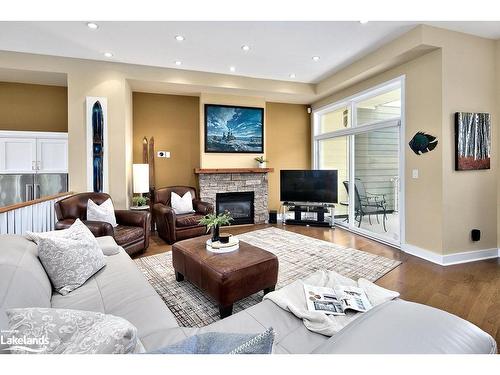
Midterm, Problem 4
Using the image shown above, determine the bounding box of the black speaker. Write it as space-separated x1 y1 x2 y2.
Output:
471 229 481 242
269 210 277 224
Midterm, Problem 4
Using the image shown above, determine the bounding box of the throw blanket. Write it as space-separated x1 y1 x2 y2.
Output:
264 269 399 336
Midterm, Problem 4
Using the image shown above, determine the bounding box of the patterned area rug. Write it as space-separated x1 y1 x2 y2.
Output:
134 227 401 328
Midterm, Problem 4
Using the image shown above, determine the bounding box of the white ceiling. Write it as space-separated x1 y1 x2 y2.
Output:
0 21 499 84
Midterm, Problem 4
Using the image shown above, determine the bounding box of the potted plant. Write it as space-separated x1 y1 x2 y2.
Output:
132 195 148 207
254 156 268 168
199 212 233 242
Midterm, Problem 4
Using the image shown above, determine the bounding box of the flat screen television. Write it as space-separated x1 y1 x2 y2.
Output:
280 170 338 204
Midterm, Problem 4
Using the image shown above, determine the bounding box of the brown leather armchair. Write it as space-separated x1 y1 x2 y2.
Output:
54 192 150 256
153 186 213 244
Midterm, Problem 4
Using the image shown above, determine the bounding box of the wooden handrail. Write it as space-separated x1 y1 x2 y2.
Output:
0 192 73 214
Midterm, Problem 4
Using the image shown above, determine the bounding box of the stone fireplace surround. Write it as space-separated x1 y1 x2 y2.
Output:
195 168 273 225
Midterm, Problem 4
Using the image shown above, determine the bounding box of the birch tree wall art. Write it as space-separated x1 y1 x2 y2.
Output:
455 112 491 171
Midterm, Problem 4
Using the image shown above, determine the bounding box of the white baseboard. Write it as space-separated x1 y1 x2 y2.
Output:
441 248 500 266
402 243 499 266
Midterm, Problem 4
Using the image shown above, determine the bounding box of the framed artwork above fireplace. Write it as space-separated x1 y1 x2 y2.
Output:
204 104 264 153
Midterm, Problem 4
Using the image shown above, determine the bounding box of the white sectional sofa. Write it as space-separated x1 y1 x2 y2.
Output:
0 235 496 354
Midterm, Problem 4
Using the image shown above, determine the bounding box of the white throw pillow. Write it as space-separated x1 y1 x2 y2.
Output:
171 191 194 214
34 219 106 295
5 308 137 354
26 218 89 244
87 198 118 227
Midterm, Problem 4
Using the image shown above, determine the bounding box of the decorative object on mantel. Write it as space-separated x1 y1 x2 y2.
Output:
408 132 438 155
204 104 264 153
254 156 268 168
455 112 491 171
199 211 233 242
86 97 108 193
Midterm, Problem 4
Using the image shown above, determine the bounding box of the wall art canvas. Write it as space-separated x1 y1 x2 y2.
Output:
205 104 264 153
86 97 108 192
455 112 491 171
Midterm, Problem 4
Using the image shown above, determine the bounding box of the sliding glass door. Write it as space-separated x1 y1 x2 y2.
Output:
313 78 404 246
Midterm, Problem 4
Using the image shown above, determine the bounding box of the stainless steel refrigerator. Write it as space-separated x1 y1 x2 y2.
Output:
0 174 68 207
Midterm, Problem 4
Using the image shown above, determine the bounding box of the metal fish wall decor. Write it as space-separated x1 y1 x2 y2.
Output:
408 132 438 155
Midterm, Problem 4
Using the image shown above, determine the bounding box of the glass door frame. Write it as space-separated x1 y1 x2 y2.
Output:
312 76 406 248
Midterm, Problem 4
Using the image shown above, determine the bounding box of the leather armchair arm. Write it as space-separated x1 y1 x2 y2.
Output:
153 203 176 244
115 210 148 228
193 199 214 215
55 219 114 238
115 210 150 250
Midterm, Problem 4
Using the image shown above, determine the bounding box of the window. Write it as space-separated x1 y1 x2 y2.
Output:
312 77 404 245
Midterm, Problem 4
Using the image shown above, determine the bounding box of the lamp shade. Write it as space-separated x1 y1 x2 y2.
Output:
133 164 150 194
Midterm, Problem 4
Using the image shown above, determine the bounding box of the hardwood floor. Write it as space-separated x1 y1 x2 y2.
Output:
135 224 500 347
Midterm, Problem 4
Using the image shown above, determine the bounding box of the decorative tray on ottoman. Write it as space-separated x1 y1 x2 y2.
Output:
206 236 239 253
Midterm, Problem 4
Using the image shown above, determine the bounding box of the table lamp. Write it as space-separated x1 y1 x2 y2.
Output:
133 164 149 197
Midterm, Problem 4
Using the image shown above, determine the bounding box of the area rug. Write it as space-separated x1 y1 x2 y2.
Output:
134 227 401 328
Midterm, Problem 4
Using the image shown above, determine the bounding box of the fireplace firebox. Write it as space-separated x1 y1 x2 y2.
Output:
216 192 254 225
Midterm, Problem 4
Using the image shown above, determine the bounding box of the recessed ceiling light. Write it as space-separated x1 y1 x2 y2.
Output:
175 60 182 66
312 56 320 62
103 52 113 58
289 73 296 79
359 20 369 24
241 45 250 52
229 66 236 72
87 22 99 30
175 35 185 41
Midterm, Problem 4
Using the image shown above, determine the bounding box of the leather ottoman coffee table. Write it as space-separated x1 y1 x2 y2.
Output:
172 235 279 319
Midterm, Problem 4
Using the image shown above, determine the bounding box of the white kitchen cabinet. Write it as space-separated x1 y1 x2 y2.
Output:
36 138 68 173
0 137 37 173
0 131 68 174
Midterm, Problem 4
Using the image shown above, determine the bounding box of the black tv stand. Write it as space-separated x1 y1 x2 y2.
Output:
281 202 335 228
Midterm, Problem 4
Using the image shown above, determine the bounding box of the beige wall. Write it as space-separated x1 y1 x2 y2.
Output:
435 29 497 254
314 50 444 253
133 92 200 188
0 81 67 132
66 69 131 209
266 102 311 211
199 93 266 168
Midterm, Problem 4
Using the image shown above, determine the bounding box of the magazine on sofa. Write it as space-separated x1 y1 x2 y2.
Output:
303 284 373 315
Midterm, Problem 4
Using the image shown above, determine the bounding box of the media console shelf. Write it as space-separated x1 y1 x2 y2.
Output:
281 202 335 228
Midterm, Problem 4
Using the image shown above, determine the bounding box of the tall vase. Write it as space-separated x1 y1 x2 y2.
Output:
211 225 220 242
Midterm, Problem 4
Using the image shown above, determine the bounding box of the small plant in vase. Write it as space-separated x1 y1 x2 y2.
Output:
254 156 268 168
132 196 148 207
199 212 233 242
